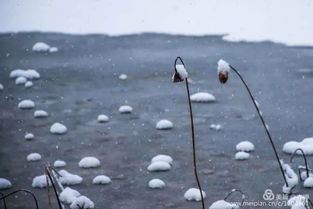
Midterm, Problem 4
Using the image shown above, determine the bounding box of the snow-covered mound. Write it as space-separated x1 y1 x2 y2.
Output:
0 178 12 190
25 81 33 88
147 161 171 172
190 92 216 103
10 69 40 79
79 157 100 168
92 175 111 185
119 105 133 113
32 42 50 52
118 74 128 80
25 133 34 140
18 100 35 109
27 153 42 161
54 160 66 168
34 110 48 118
283 137 313 155
151 154 173 165
148 179 166 189
97 114 109 123
50 122 67 135
58 170 83 185
59 187 81 204
0 83 3 91
303 176 313 188
70 196 94 209
32 175 51 188
156 119 173 130
184 188 206 201
15 76 27 85
49 47 58 53
287 195 308 209
235 151 250 160
209 200 239 209
236 141 255 152
281 161 299 194
210 124 222 131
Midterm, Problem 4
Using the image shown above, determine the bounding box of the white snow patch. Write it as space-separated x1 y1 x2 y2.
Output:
236 141 255 152
54 160 67 168
151 154 173 165
25 81 34 88
92 175 111 185
34 110 49 118
50 122 67 135
32 175 51 188
287 195 308 209
119 105 133 114
303 176 313 188
156 119 173 130
18 100 35 109
79 157 100 168
184 188 206 201
59 187 81 204
118 74 128 80
70 196 94 209
190 92 216 103
0 178 12 190
175 64 188 79
58 170 83 185
97 114 109 123
209 200 239 209
32 42 50 52
235 151 250 160
25 133 35 140
217 59 230 73
148 179 165 189
283 137 313 155
27 153 42 161
147 161 171 172
210 124 222 131
10 69 40 79
15 76 27 85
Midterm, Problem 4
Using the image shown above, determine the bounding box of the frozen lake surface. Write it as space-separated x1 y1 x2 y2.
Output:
0 33 313 209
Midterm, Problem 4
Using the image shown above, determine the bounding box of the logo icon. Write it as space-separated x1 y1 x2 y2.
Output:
263 189 275 201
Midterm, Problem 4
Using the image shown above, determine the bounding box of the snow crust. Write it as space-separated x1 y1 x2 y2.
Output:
148 179 165 189
0 178 12 190
79 157 100 168
18 100 35 109
147 161 171 172
50 122 67 134
92 175 111 185
156 119 173 130
236 141 255 152
190 92 216 103
184 188 206 201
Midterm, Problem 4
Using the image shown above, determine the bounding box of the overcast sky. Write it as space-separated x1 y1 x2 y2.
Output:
1 0 312 46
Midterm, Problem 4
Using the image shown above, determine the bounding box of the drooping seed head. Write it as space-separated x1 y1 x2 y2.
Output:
172 57 188 82
217 59 230 84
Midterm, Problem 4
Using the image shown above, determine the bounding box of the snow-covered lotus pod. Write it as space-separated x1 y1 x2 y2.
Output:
217 59 230 84
172 57 188 82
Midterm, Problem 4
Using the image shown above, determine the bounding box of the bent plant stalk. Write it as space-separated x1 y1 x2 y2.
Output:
227 64 288 187
45 166 64 209
0 192 7 209
224 189 246 206
0 189 39 209
290 148 310 180
173 57 205 209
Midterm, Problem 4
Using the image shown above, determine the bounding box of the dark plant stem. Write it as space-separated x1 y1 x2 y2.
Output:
45 167 63 209
224 189 245 206
185 78 205 209
290 148 309 179
0 189 38 209
0 192 7 209
229 65 288 187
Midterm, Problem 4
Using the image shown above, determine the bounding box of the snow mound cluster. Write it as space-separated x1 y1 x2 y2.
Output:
0 178 12 190
209 200 239 209
235 151 250 160
236 141 255 152
148 179 165 189
97 114 109 123
184 188 206 201
92 175 111 185
32 175 51 188
34 110 48 118
119 105 133 114
70 196 94 209
190 92 216 103
32 42 58 53
25 133 35 140
60 187 81 204
156 119 173 130
283 137 313 155
50 122 67 135
18 100 35 109
54 160 66 168
27 153 42 161
79 157 100 168
10 69 40 80
58 170 83 185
